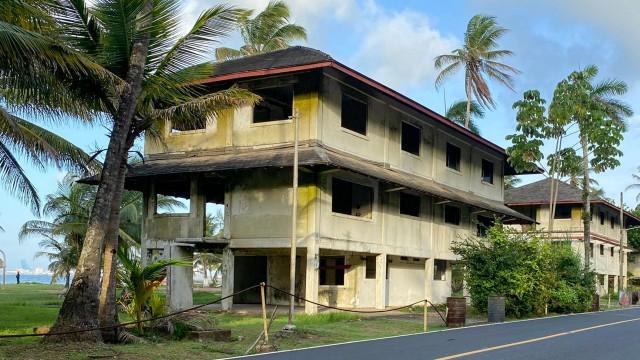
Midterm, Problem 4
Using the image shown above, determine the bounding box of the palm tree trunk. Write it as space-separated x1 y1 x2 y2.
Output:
581 134 592 271
46 2 152 342
464 77 472 129
98 160 128 343
65 271 70 290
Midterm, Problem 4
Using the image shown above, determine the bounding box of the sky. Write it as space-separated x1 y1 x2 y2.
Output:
2 0 640 270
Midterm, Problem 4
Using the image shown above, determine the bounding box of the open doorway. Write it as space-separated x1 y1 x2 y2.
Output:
233 256 267 304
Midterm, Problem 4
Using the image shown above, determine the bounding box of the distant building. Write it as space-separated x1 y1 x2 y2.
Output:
107 47 535 312
505 178 640 295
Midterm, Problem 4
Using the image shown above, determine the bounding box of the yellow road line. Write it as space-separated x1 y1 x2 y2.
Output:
437 316 640 360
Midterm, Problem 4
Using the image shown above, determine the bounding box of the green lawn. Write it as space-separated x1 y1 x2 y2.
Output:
0 284 440 359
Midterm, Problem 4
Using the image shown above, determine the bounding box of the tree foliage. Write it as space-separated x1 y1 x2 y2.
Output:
452 223 595 317
215 0 306 60
434 14 519 128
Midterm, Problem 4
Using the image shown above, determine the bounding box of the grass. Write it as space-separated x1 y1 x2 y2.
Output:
0 284 441 359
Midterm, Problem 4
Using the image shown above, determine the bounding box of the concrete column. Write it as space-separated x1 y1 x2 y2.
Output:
305 242 319 314
375 253 387 310
613 275 619 292
221 247 234 311
168 244 194 311
603 274 609 295
425 258 434 302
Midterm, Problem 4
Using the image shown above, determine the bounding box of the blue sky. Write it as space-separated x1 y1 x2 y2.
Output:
2 0 640 270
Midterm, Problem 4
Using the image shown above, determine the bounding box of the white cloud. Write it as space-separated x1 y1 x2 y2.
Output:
351 8 458 91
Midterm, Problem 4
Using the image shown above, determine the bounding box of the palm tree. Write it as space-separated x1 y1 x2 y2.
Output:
35 236 79 289
117 247 189 334
434 15 519 129
504 176 521 190
215 1 306 60
194 252 222 287
445 100 483 134
2 0 258 339
627 168 640 202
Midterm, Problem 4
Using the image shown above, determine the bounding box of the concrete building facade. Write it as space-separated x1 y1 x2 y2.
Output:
124 47 533 312
505 179 640 295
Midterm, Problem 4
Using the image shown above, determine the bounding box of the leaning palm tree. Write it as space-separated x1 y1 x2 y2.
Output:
215 0 306 60
626 168 640 202
445 100 483 135
117 247 189 334
2 0 258 340
434 15 519 129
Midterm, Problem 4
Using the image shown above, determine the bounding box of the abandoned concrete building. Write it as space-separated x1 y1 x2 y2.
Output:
505 178 640 295
123 46 535 312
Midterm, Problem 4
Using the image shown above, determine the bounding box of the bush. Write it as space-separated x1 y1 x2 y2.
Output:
452 222 595 318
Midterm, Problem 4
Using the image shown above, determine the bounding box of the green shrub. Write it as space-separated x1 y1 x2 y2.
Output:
452 222 595 318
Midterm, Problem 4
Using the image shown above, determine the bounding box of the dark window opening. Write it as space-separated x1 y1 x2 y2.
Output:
155 180 191 215
477 216 494 237
600 211 605 225
599 274 605 286
610 216 615 229
434 259 447 281
444 205 461 225
481 159 494 184
365 256 376 279
446 143 461 171
600 244 604 255
332 178 373 218
252 85 293 123
171 118 207 133
401 122 421 156
590 243 594 257
341 93 367 135
554 205 572 219
319 256 345 285
399 193 421 217
611 247 615 257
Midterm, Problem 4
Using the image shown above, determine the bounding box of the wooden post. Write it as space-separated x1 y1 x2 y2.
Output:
260 283 269 343
423 300 428 332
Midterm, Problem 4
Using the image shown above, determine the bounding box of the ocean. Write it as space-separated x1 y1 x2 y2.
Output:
3 274 65 285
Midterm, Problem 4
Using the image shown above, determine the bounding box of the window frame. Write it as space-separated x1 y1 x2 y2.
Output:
434 259 447 281
554 205 572 219
340 92 368 136
444 205 462 226
481 159 494 184
251 85 295 124
331 177 374 219
365 256 376 279
446 143 461 172
399 192 421 218
400 121 421 156
319 256 346 286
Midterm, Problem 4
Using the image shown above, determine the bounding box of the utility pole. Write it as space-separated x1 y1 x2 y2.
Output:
286 109 299 330
619 192 625 300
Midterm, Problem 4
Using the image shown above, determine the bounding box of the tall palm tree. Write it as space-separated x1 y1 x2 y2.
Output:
434 15 519 129
2 0 258 340
626 168 640 202
445 99 483 135
215 1 306 60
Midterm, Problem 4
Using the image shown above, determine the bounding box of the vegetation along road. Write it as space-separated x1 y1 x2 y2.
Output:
243 307 640 360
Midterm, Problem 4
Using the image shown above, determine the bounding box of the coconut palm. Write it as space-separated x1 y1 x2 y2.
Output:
194 252 222 287
1 0 258 339
445 100 483 135
215 1 306 60
434 15 519 129
117 247 190 334
35 235 79 289
627 168 640 202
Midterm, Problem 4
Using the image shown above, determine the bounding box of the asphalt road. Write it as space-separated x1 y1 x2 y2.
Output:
236 307 640 360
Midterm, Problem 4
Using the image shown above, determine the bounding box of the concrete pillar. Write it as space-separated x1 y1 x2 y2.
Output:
603 274 609 295
168 244 194 311
221 247 234 310
375 253 387 310
304 240 319 314
613 275 619 292
425 258 434 302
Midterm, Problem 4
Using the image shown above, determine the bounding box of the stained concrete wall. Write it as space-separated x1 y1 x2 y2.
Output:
318 75 505 202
